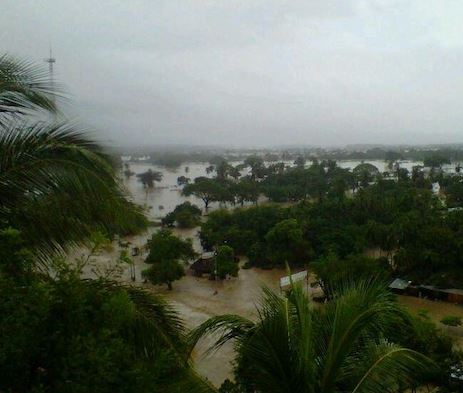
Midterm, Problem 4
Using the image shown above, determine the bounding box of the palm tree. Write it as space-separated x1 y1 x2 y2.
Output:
0 55 146 257
189 281 434 393
137 168 163 188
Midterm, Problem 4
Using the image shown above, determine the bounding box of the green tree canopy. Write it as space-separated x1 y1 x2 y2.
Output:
215 245 239 279
143 230 196 290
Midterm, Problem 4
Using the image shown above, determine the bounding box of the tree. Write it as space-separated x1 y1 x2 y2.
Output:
162 202 202 228
189 281 433 393
294 155 306 168
137 169 163 188
232 179 260 206
311 253 391 297
265 218 312 266
177 175 191 186
215 160 231 180
229 165 242 181
215 245 239 279
0 56 147 256
244 156 265 181
424 155 450 169
411 166 428 188
444 178 463 207
182 177 224 209
353 163 379 187
143 230 196 290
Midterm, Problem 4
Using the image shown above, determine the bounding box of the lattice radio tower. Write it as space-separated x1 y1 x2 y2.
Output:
44 45 56 104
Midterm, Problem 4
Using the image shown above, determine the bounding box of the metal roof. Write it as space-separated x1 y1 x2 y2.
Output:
389 278 410 290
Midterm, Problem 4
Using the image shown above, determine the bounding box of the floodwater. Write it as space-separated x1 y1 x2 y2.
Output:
123 159 450 220
76 159 462 387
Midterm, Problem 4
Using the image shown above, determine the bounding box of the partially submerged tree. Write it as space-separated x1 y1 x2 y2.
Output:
244 156 266 181
143 230 196 290
162 202 202 228
182 177 225 209
177 175 191 186
137 169 163 188
215 245 238 279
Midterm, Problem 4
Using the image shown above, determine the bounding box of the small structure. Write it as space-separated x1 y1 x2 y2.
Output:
190 252 215 277
419 286 463 304
388 278 463 304
279 270 308 292
388 278 411 294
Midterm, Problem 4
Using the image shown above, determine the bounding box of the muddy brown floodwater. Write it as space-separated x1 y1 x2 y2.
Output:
73 224 463 387
71 162 463 387
157 265 285 386
73 226 287 386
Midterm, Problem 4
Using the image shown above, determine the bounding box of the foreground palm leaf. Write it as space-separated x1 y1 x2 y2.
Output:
74 279 217 393
0 54 57 124
189 281 434 393
0 120 147 256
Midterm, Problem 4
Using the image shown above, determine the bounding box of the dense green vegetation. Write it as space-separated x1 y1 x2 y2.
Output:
200 172 463 287
0 229 211 393
214 245 239 279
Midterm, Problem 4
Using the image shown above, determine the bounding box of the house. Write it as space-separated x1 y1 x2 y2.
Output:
190 252 215 277
388 278 411 294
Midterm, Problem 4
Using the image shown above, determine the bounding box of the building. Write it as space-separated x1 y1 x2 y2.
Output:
190 252 215 277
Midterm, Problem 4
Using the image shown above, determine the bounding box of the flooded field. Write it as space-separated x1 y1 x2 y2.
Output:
122 159 447 220
73 159 463 386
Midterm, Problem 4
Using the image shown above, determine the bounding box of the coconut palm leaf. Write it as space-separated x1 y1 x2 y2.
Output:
0 120 147 256
56 279 216 392
189 281 435 393
348 341 433 393
318 280 410 392
0 54 58 123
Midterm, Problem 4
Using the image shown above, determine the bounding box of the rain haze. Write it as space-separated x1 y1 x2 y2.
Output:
2 0 463 147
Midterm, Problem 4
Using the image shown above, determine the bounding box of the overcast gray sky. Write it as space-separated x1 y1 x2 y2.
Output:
2 1 463 147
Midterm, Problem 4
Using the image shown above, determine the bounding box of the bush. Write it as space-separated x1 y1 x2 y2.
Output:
440 316 462 327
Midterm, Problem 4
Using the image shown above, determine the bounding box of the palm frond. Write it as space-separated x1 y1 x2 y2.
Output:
318 279 410 392
0 54 59 123
349 340 435 393
188 314 254 356
0 120 147 257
